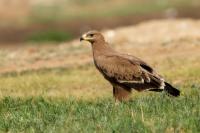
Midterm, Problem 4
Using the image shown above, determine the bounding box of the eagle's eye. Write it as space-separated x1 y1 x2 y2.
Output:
88 34 94 37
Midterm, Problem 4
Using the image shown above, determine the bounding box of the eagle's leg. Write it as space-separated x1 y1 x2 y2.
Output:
113 85 132 102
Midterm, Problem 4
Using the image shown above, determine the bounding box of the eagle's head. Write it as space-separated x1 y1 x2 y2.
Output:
80 30 105 44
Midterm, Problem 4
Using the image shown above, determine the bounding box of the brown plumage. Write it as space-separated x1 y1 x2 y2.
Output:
80 30 180 101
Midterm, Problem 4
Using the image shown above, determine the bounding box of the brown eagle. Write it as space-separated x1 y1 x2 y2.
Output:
80 30 180 101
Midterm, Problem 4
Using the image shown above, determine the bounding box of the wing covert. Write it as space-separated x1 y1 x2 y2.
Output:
95 55 148 83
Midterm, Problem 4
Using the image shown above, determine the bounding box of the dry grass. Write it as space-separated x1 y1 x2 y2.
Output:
0 66 111 99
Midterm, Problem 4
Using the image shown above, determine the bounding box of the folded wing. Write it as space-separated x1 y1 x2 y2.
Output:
95 54 164 91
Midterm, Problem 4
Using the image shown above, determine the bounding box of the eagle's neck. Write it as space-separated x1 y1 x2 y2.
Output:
92 41 114 57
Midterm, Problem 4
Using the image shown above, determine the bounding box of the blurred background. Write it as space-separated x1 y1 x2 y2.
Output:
0 0 199 45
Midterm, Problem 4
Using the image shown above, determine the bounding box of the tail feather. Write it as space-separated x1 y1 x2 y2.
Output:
164 82 180 97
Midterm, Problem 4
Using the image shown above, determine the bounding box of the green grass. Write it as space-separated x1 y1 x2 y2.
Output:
0 90 199 133
30 0 200 23
0 65 199 132
27 30 74 43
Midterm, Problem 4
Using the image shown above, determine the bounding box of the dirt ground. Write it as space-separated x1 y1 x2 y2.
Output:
0 19 200 74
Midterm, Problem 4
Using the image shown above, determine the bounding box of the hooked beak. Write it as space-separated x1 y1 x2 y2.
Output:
80 34 90 42
80 37 84 41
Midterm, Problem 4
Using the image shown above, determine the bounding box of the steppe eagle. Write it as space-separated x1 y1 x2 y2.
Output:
80 31 180 101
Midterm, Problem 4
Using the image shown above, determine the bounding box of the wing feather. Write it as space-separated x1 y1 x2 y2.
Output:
95 55 149 83
95 54 164 90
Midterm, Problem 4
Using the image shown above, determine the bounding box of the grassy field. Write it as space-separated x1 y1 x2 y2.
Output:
0 91 199 132
0 20 200 132
0 66 199 132
0 64 200 132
